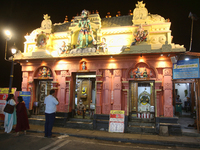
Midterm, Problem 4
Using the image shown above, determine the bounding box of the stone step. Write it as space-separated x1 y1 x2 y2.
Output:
65 120 93 130
127 126 156 134
128 121 155 127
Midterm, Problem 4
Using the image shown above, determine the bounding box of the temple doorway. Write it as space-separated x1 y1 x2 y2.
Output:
72 72 96 119
129 80 155 121
34 80 53 114
173 80 198 132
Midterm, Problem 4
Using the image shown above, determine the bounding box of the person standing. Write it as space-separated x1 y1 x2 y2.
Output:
4 94 17 133
15 96 30 136
44 89 59 138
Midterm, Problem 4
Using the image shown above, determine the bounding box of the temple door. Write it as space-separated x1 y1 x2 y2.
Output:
195 79 200 132
130 82 138 112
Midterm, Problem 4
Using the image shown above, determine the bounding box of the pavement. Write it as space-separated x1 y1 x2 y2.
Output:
25 124 200 148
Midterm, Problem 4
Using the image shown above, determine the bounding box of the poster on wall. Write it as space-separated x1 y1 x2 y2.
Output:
109 110 125 133
173 58 200 79
0 88 16 121
19 91 31 109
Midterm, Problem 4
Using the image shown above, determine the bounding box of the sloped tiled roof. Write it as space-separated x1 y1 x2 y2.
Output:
52 15 133 32
101 15 133 28
52 22 71 32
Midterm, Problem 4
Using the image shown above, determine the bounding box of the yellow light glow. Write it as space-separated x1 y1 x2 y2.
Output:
46 50 50 55
108 63 117 68
5 30 11 36
158 61 166 67
139 58 144 62
51 51 59 57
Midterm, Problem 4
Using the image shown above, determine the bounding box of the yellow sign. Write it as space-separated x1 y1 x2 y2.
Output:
0 88 16 94
110 110 125 114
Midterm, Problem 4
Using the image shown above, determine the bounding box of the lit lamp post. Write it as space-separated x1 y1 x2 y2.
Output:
4 30 17 94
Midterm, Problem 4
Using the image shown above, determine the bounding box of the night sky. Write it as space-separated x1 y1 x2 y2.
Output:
0 0 199 91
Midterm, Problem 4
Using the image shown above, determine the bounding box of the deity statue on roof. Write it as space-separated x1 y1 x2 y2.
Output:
143 67 148 78
135 67 141 78
132 25 148 45
76 9 96 48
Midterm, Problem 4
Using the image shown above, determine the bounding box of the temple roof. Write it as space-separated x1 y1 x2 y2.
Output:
101 15 133 28
52 22 71 32
52 15 133 32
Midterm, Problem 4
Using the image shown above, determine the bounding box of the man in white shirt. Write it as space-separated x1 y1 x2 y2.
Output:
44 89 59 138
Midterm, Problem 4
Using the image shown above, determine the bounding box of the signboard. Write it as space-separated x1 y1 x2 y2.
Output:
173 58 199 79
0 88 16 121
109 110 125 133
19 91 31 109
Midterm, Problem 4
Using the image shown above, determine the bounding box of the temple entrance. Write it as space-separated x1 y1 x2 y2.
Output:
129 80 155 120
173 80 198 132
34 80 53 114
72 72 96 119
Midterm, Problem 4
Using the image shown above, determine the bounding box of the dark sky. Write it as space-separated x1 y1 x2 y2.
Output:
0 0 199 91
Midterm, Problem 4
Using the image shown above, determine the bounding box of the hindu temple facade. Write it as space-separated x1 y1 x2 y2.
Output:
14 1 186 133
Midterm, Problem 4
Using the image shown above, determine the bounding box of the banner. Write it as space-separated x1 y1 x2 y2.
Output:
109 110 125 133
173 58 199 79
0 88 16 121
19 91 31 109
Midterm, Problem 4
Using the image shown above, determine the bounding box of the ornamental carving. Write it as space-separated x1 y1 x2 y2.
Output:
113 104 121 110
96 106 101 114
163 83 172 90
23 72 28 78
114 82 121 90
105 70 110 77
104 82 109 90
114 70 121 77
164 105 173 117
163 69 172 76
61 71 67 77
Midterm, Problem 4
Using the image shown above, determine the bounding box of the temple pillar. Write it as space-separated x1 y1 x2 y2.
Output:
102 70 112 114
122 81 129 116
113 70 122 110
163 69 173 117
21 72 29 91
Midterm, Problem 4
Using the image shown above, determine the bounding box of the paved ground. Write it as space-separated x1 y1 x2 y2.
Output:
27 124 200 148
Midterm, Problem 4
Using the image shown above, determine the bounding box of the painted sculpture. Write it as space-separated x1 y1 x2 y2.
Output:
76 9 95 48
82 62 86 70
143 67 148 77
132 25 148 45
59 41 68 54
135 67 141 78
97 37 107 52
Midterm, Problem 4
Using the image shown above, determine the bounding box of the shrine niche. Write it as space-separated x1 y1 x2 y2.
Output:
129 66 156 79
35 31 49 48
79 61 87 71
35 66 53 78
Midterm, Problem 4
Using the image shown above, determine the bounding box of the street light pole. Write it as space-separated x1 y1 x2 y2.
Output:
9 56 14 94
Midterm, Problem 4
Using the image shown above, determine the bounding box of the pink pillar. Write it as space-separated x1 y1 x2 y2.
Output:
113 70 122 110
102 70 112 114
122 81 129 115
21 72 28 91
163 69 173 117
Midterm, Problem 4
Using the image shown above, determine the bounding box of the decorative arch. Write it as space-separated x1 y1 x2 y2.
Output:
33 65 56 79
125 62 158 79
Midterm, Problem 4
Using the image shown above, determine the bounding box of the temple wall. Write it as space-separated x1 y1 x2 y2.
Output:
19 54 174 116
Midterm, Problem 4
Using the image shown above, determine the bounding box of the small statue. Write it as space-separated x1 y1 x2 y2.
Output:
42 67 47 77
47 69 51 77
130 71 134 78
135 67 141 78
82 62 86 70
38 69 43 77
59 41 68 54
97 37 108 53
131 25 148 45
143 67 148 78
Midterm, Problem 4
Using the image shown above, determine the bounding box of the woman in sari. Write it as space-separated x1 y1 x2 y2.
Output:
15 96 30 135
4 94 17 133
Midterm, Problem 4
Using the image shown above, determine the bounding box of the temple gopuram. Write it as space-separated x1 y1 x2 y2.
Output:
14 1 186 134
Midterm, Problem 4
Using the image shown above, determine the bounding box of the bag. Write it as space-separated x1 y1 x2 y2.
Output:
4 101 14 114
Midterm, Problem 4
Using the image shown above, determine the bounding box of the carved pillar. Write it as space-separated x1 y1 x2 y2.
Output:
163 69 173 117
122 81 129 116
113 70 122 110
58 70 67 112
95 70 103 114
65 74 71 113
22 72 28 91
102 70 112 114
